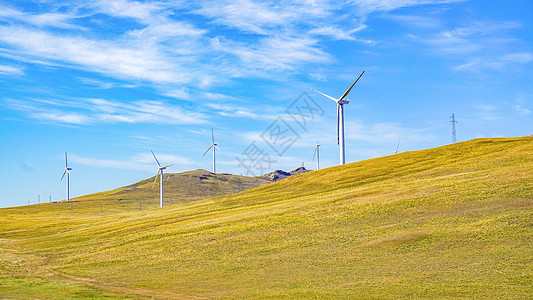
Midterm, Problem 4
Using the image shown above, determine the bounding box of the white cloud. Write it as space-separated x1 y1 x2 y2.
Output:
513 105 530 116
0 4 83 29
211 35 331 72
454 52 533 72
31 112 92 124
4 97 207 125
193 0 293 35
69 152 192 172
0 25 198 84
473 104 501 121
78 77 136 89
343 120 436 147
350 0 465 14
88 0 166 23
387 14 441 28
0 64 23 75
308 24 372 42
162 88 193 101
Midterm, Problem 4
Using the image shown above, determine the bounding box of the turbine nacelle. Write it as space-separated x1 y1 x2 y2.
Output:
339 99 349 105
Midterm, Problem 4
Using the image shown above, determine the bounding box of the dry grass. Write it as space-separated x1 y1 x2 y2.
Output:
1 136 532 299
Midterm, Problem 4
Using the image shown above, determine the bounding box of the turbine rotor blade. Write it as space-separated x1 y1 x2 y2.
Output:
211 128 214 144
65 152 68 168
215 145 221 151
60 169 67 181
161 164 173 169
310 88 338 103
151 150 161 168
152 171 160 189
203 145 213 156
339 71 365 101
313 147 317 161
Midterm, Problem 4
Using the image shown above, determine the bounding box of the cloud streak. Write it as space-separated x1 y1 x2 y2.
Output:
4 97 207 125
70 152 192 172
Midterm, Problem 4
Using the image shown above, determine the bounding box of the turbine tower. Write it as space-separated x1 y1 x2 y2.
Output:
313 142 321 170
311 71 365 165
203 128 220 173
60 152 72 202
151 150 173 208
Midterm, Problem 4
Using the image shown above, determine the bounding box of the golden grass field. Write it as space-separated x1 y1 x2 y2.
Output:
1 136 532 299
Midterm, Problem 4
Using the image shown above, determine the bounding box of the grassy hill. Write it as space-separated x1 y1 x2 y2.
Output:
18 169 273 215
1 136 532 299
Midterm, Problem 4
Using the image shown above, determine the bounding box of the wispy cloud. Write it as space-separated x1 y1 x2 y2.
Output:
473 104 501 121
211 35 331 72
344 120 435 145
0 4 83 29
70 152 192 172
426 21 521 54
387 14 442 29
349 0 465 14
4 97 207 125
78 77 136 89
513 104 530 116
193 0 291 35
454 52 533 72
0 64 23 75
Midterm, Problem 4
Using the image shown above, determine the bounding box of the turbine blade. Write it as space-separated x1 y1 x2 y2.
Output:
152 171 160 189
60 169 67 181
339 71 365 101
211 128 214 144
313 147 317 161
65 152 68 168
215 145 221 151
161 164 173 169
310 88 338 102
203 145 213 156
151 150 161 168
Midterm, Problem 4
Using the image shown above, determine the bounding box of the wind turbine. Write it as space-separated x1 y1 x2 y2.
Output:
311 71 365 165
151 150 173 208
60 152 72 202
394 139 400 155
203 128 220 173
313 142 321 170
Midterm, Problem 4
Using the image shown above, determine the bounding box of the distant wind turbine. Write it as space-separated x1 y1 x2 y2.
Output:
394 139 400 155
151 150 173 208
60 152 72 202
203 128 220 173
311 71 365 165
313 142 321 170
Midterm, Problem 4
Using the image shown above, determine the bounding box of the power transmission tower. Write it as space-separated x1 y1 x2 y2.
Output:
450 113 457 143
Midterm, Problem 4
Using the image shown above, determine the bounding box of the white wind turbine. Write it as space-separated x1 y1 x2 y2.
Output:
313 142 321 170
394 139 400 155
151 150 173 208
203 128 220 173
60 152 72 202
311 71 365 165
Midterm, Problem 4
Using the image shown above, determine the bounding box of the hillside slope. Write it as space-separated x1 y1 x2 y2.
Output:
79 169 273 211
1 136 532 299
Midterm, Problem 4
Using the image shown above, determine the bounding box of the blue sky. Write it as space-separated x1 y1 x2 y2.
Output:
1 0 532 208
